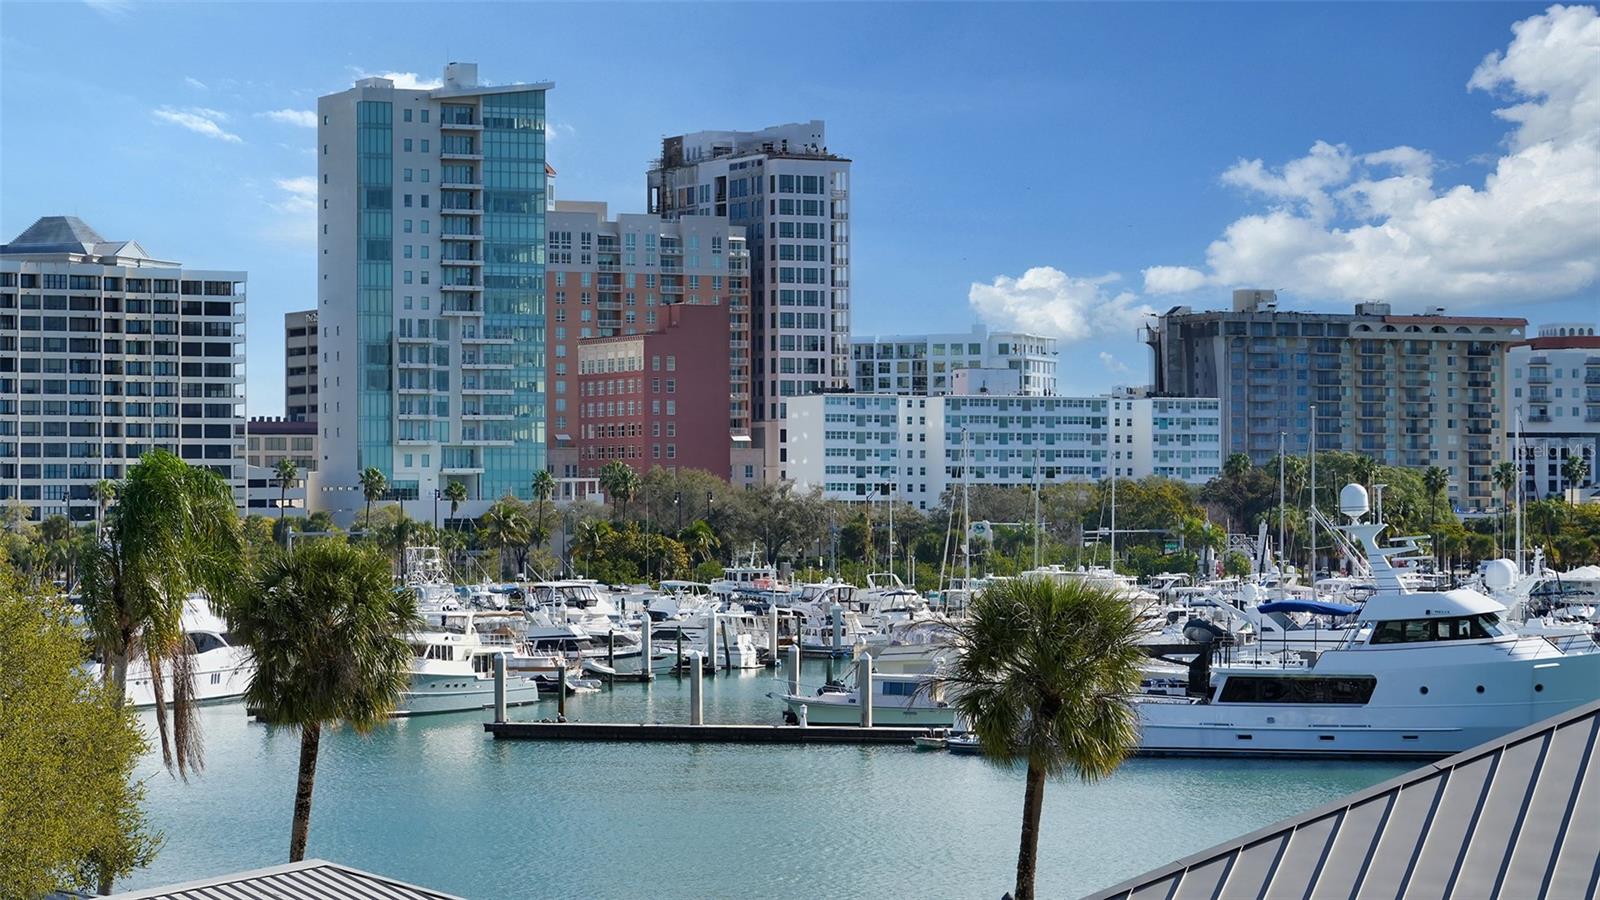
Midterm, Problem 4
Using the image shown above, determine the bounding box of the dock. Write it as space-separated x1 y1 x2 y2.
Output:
483 721 928 744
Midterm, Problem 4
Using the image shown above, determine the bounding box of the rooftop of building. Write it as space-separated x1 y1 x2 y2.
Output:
850 323 1060 350
1 215 174 265
653 120 849 169
343 61 552 98
1156 289 1527 329
248 416 317 434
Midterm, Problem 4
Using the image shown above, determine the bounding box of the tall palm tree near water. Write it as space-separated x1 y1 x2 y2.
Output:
480 497 531 578
598 461 641 520
273 459 299 530
1492 461 1518 555
935 577 1146 900
531 468 556 533
358 466 387 527
1422 466 1448 569
230 538 416 862
443 479 468 530
92 478 118 535
78 449 244 778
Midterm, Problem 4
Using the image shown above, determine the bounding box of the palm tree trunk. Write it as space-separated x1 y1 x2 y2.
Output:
289 722 322 862
1013 759 1047 900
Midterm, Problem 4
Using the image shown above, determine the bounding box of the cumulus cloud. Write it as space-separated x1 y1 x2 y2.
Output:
184 76 207 90
260 108 317 128
357 70 443 90
261 176 317 243
968 267 1154 342
1098 352 1131 375
1141 4 1600 308
151 106 241 143
84 0 131 18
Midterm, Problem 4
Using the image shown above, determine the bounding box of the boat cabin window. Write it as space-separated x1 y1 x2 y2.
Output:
1369 614 1505 645
186 632 226 654
880 681 919 697
1217 675 1377 705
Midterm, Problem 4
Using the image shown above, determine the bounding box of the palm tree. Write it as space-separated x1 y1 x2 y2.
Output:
598 461 633 519
358 466 387 528
78 449 244 778
575 520 607 577
935 577 1146 900
92 478 118 535
1422 466 1449 569
443 480 468 530
1561 454 1590 504
38 513 76 587
230 538 415 862
1352 454 1379 492
680 519 720 566
273 459 300 530
480 497 531 579
616 467 642 520
1492 461 1518 555
531 468 556 530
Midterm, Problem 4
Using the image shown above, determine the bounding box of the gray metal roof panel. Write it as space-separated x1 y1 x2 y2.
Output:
1088 699 1600 900
106 859 462 900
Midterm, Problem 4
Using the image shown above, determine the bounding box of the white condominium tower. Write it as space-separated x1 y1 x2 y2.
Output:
0 216 246 520
648 121 850 475
317 63 552 522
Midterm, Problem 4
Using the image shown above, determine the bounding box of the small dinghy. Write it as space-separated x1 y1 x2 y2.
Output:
946 733 982 756
913 728 950 750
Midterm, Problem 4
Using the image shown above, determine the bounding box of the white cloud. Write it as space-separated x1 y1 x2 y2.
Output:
151 106 241 143
1142 5 1600 310
1141 265 1208 294
260 108 317 128
184 76 207 90
271 176 316 213
84 0 131 18
261 176 317 243
1098 352 1131 375
547 121 577 142
356 70 443 90
968 267 1154 343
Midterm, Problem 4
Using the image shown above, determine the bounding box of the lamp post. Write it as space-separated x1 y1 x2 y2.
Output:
675 491 682 534
704 490 714 527
432 488 440 533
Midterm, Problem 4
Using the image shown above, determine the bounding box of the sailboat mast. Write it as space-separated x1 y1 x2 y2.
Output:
1279 431 1286 599
962 427 972 589
1515 408 1524 574
1109 466 1117 570
1309 403 1318 596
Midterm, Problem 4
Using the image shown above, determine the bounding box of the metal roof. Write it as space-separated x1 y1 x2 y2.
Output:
1088 699 1600 899
107 859 464 900
2 215 105 254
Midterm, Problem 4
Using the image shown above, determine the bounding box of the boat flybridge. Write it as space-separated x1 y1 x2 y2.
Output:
1136 483 1600 758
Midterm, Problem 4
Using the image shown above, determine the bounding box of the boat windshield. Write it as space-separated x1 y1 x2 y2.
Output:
1368 613 1506 645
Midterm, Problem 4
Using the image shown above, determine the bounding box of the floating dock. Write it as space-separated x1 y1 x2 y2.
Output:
483 721 928 744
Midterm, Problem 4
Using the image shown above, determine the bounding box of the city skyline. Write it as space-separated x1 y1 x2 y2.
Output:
2 2 1597 420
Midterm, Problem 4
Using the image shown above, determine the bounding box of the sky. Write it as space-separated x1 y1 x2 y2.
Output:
2 2 1597 417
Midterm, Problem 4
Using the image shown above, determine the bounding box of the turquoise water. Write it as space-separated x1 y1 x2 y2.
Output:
124 665 1408 898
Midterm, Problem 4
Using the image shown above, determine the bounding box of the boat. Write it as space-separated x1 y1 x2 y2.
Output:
774 670 955 726
946 732 982 755
105 595 254 708
396 610 542 716
913 728 951 750
1135 484 1600 758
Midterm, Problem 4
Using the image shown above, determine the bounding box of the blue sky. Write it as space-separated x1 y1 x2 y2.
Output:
3 2 1596 416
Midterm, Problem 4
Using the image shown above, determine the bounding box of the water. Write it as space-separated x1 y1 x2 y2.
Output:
125 666 1408 898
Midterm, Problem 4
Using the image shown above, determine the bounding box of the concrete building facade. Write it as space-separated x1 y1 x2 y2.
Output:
0 216 246 520
316 63 551 523
544 201 749 477
1508 322 1600 500
851 324 1059 396
576 302 732 479
647 121 850 474
1145 289 1526 507
782 391 1221 509
284 309 318 422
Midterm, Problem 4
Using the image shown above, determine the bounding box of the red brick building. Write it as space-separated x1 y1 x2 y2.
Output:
576 302 732 478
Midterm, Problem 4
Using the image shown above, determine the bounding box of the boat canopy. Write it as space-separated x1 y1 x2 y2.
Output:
1257 600 1359 616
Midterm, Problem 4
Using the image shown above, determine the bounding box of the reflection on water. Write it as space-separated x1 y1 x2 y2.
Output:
126 664 1408 898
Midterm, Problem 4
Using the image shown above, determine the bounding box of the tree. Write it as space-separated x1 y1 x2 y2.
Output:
0 576 160 897
273 459 300 532
679 519 720 566
1352 454 1379 492
935 577 1145 900
1422 466 1449 569
480 496 531 579
1492 461 1518 555
230 539 415 862
1562 454 1590 504
78 450 243 779
92 478 118 535
443 480 468 530
1223 550 1253 578
531 469 556 532
358 466 387 526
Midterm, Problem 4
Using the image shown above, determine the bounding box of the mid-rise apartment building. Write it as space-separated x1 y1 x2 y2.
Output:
576 303 732 479
0 216 246 521
648 121 850 472
317 63 551 522
544 201 749 477
285 309 318 421
1508 322 1599 500
851 324 1059 396
1145 289 1526 507
782 391 1220 509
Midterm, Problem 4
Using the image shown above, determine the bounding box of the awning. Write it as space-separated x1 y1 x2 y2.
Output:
1257 600 1359 616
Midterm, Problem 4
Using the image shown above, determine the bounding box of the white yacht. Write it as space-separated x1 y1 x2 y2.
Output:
397 610 542 716
112 596 254 708
775 670 955 726
711 548 786 601
1136 485 1600 758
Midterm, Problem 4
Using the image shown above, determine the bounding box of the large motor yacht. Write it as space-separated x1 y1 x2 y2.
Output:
1136 484 1600 758
397 610 542 716
109 595 254 708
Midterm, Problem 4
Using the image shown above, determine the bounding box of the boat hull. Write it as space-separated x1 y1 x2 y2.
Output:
780 695 956 727
119 650 255 708
395 673 542 717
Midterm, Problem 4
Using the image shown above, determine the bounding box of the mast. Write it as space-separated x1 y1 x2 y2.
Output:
887 482 895 582
962 428 972 589
1309 403 1317 595
1514 408 1524 574
1278 431 1286 598
1109 466 1117 571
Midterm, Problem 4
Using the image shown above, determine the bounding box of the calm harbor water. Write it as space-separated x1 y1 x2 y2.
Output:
125 664 1409 898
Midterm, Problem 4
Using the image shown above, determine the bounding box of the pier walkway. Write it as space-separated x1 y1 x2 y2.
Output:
483 721 928 744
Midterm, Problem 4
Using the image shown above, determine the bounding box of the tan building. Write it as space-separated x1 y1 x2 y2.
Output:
285 309 317 422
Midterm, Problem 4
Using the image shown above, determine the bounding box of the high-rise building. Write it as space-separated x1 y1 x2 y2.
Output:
0 216 247 520
782 391 1221 509
1145 290 1526 507
284 309 318 421
543 201 749 477
851 324 1059 396
576 303 733 479
647 121 850 477
1508 322 1599 500
317 63 551 522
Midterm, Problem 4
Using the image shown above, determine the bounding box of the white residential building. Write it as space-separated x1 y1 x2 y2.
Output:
0 216 246 521
851 324 1059 396
1508 322 1599 500
782 392 1221 509
648 121 850 473
316 63 551 524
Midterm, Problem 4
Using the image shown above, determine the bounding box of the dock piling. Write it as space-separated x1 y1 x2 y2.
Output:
707 613 719 677
830 603 843 655
787 644 801 697
640 618 653 683
557 666 567 719
688 651 704 725
492 653 507 724
607 628 616 679
858 652 873 728
676 629 684 677
767 607 779 666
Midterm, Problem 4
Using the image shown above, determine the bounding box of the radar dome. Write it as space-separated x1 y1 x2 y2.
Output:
1339 483 1370 519
1482 559 1517 591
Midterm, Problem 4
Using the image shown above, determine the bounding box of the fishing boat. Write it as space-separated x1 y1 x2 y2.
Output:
1136 484 1600 758
397 610 542 716
946 732 982 755
913 728 951 750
